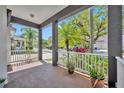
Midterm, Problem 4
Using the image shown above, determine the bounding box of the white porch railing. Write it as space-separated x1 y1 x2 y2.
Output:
9 50 38 63
116 57 124 88
58 50 108 79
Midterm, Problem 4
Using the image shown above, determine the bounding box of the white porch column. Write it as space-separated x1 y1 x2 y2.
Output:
0 6 8 81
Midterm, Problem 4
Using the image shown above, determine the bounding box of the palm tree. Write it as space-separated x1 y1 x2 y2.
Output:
21 28 37 52
58 22 81 51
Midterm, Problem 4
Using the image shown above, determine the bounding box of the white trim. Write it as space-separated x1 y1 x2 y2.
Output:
116 57 124 65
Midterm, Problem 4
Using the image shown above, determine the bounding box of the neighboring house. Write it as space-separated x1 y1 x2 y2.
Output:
9 24 38 51
11 36 26 50
94 35 108 50
9 24 26 50
94 30 124 53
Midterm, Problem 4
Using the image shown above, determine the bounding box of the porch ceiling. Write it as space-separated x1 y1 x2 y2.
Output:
7 5 68 24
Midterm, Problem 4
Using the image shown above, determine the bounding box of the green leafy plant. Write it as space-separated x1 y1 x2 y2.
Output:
21 28 37 51
97 72 105 80
66 61 75 71
0 78 5 84
90 68 97 79
85 55 108 77
89 66 105 80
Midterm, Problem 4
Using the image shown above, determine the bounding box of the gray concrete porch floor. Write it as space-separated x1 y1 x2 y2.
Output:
5 61 91 88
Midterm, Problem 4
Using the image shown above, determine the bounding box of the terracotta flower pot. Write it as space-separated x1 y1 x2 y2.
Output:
91 77 97 86
95 80 105 88
90 77 105 88
68 69 74 74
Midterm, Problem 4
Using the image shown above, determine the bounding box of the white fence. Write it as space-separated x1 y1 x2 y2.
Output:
58 50 108 79
9 50 38 63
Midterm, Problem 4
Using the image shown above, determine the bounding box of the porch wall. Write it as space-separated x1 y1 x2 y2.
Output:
0 6 8 80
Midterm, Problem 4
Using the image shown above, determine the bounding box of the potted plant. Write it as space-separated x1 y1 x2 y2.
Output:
95 72 105 88
89 67 105 88
90 68 98 87
66 61 75 74
0 78 5 88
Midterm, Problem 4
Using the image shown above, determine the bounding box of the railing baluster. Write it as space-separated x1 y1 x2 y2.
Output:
95 55 97 70
77 53 78 69
13 50 14 62
14 50 16 62
80 54 82 71
98 55 100 73
75 52 77 68
79 53 80 70
12 50 14 62
82 54 84 71
17 51 18 62
69 52 70 63
25 51 27 62
90 55 92 71
14 50 15 62
57 50 108 80
102 56 104 74
85 54 86 71
88 54 89 72
77 53 79 69
75 52 76 68
11 50 12 62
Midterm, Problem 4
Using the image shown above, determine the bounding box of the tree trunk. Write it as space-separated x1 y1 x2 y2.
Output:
89 8 94 53
66 39 69 62
66 39 69 51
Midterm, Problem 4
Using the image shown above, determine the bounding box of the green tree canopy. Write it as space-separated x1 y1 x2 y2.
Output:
58 22 82 51
21 28 37 51
72 6 108 48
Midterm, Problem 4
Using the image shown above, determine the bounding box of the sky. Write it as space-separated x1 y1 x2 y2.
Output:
42 25 52 40
12 23 52 40
12 21 64 40
12 23 27 36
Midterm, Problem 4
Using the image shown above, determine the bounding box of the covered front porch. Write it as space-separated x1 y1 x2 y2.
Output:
5 61 91 88
0 5 123 88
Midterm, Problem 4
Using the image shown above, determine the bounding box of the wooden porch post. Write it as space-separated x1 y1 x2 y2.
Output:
38 28 42 61
52 20 58 66
0 6 8 82
108 5 122 87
